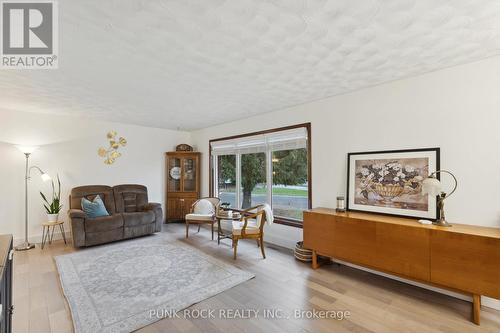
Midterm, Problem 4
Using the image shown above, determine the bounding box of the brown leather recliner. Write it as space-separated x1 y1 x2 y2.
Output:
68 184 163 247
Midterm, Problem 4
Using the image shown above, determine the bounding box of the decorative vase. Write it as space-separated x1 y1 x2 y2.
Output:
47 213 59 223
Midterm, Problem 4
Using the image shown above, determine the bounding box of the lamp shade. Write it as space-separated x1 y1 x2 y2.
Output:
421 177 442 196
16 145 38 154
41 173 51 182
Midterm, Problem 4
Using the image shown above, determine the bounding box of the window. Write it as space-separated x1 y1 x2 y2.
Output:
210 124 311 227
272 148 308 220
241 152 266 209
217 155 236 207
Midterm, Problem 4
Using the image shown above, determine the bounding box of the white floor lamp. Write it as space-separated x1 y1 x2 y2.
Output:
15 146 51 251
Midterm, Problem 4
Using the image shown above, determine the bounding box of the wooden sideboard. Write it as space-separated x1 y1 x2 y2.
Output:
303 208 500 325
0 235 13 333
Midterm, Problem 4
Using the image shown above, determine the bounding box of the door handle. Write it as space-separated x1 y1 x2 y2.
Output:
8 249 14 261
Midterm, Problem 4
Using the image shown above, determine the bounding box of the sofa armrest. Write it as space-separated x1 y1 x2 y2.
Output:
68 209 86 219
144 203 161 211
67 209 86 247
145 203 163 232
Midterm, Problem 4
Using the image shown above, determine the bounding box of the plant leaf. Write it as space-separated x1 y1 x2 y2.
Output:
40 191 50 205
57 174 61 200
51 180 55 201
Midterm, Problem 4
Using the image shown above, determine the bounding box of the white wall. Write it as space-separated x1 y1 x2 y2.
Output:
191 56 500 309
0 110 190 244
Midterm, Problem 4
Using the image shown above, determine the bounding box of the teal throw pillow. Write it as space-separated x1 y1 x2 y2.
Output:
81 195 109 218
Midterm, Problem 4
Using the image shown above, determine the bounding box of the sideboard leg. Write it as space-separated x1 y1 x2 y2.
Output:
472 294 481 325
312 250 318 269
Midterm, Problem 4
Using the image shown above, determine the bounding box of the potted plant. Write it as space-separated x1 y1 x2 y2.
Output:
40 175 62 222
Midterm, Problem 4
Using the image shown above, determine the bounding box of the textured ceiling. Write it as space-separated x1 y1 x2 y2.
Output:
1 0 500 130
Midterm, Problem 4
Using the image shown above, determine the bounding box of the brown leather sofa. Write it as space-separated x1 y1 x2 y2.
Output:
68 184 163 247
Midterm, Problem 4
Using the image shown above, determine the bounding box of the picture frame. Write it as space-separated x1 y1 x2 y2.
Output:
347 148 440 220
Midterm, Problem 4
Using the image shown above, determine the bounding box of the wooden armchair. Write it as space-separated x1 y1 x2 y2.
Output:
185 197 220 240
232 204 268 260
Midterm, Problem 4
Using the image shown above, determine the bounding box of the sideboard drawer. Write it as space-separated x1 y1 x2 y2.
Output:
333 217 377 267
303 211 334 256
430 231 500 299
375 223 430 281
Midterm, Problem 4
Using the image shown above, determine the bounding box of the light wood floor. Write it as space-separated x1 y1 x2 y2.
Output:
13 223 500 333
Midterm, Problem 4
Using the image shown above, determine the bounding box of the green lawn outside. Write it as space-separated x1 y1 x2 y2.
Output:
257 187 307 197
219 187 308 197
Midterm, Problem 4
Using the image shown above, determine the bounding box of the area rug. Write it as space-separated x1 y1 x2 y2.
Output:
55 234 254 333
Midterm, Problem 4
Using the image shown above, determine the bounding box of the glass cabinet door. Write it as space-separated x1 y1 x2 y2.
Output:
168 157 181 192
182 157 197 192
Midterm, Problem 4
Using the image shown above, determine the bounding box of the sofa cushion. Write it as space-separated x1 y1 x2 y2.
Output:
113 185 148 213
232 220 260 236
70 185 116 214
185 213 213 221
85 214 124 233
122 211 155 227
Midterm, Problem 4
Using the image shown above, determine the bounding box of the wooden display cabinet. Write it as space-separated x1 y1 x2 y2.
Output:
165 151 201 221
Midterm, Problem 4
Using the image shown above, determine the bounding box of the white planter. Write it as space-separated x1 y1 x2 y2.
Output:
47 213 59 222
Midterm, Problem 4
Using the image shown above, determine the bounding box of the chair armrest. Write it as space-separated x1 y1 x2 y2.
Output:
240 212 259 220
68 209 86 219
144 202 161 211
67 209 86 247
241 205 263 216
144 203 163 232
189 201 197 214
239 210 265 235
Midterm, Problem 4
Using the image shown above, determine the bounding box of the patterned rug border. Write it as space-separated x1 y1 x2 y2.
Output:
55 234 255 333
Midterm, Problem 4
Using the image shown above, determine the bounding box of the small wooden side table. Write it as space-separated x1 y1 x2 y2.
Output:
216 214 241 245
41 221 67 249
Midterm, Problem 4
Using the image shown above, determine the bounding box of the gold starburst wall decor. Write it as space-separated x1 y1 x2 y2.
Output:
98 131 127 164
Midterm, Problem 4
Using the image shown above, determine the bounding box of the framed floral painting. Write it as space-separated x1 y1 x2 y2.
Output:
347 148 440 220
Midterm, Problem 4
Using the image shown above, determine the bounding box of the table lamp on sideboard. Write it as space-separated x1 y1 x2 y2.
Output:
422 170 458 227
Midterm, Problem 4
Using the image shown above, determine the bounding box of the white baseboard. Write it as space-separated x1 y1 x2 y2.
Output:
482 296 500 311
331 259 500 311
14 230 71 246
264 233 298 249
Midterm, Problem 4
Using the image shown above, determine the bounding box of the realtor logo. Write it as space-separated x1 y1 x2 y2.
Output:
1 0 58 69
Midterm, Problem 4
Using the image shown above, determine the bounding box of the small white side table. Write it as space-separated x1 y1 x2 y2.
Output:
41 221 67 249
